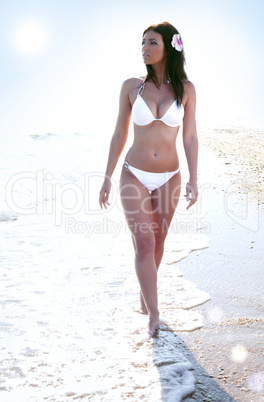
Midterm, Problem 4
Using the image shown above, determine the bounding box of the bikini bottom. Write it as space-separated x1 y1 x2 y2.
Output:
124 160 180 192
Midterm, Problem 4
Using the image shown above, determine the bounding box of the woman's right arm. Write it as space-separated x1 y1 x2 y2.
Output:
99 79 132 209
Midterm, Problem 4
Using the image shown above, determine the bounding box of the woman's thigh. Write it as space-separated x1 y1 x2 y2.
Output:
120 167 156 249
151 171 181 239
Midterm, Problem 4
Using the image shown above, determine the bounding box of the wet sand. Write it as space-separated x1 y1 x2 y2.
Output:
178 123 264 401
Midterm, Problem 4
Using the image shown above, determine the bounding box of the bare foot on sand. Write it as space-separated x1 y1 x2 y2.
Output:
140 292 148 315
148 315 164 338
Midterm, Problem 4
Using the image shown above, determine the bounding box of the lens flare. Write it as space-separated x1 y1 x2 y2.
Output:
230 344 248 363
248 373 264 393
13 22 48 55
207 306 224 323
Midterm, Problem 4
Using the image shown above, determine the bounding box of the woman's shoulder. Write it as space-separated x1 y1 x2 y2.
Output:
183 79 195 90
119 77 145 101
183 79 196 98
122 76 145 90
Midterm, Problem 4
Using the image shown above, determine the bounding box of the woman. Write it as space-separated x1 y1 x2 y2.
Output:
99 22 198 337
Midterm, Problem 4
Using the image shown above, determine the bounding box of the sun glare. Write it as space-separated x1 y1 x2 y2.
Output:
14 22 48 55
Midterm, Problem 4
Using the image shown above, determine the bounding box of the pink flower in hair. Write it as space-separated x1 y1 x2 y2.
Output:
171 34 183 52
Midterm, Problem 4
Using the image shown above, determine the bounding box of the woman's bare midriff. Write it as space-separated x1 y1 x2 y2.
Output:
125 122 181 172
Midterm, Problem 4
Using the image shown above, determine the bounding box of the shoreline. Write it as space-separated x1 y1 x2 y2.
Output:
176 123 264 401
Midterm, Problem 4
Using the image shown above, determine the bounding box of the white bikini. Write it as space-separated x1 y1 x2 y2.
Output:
131 82 184 127
124 82 184 191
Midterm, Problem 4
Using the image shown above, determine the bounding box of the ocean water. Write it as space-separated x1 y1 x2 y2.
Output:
0 132 210 400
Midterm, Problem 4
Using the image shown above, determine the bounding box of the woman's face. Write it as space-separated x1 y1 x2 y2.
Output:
142 30 166 65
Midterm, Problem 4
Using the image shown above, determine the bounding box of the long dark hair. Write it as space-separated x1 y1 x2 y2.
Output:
143 21 187 106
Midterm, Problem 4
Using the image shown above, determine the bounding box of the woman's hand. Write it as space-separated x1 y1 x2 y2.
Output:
185 181 198 209
99 178 112 209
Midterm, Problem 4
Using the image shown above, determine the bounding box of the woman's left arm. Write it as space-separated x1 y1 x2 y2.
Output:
182 81 199 209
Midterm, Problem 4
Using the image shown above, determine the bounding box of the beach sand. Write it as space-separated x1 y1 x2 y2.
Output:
177 123 264 401
0 124 263 401
198 123 264 204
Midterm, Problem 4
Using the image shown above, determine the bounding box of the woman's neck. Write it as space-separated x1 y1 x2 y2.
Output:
151 64 167 87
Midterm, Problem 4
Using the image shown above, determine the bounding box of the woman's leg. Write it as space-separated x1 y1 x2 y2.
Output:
140 172 181 314
131 236 148 315
120 167 161 336
151 171 181 267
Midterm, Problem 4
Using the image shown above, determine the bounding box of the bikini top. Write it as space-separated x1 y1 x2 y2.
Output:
131 82 184 127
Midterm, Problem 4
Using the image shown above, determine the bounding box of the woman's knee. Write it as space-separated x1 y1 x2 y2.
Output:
154 232 167 252
134 234 155 259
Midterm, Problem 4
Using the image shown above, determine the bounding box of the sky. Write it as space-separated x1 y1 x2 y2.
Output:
1 0 264 140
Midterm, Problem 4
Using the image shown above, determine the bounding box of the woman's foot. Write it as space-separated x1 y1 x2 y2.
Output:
148 315 162 338
140 292 148 315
